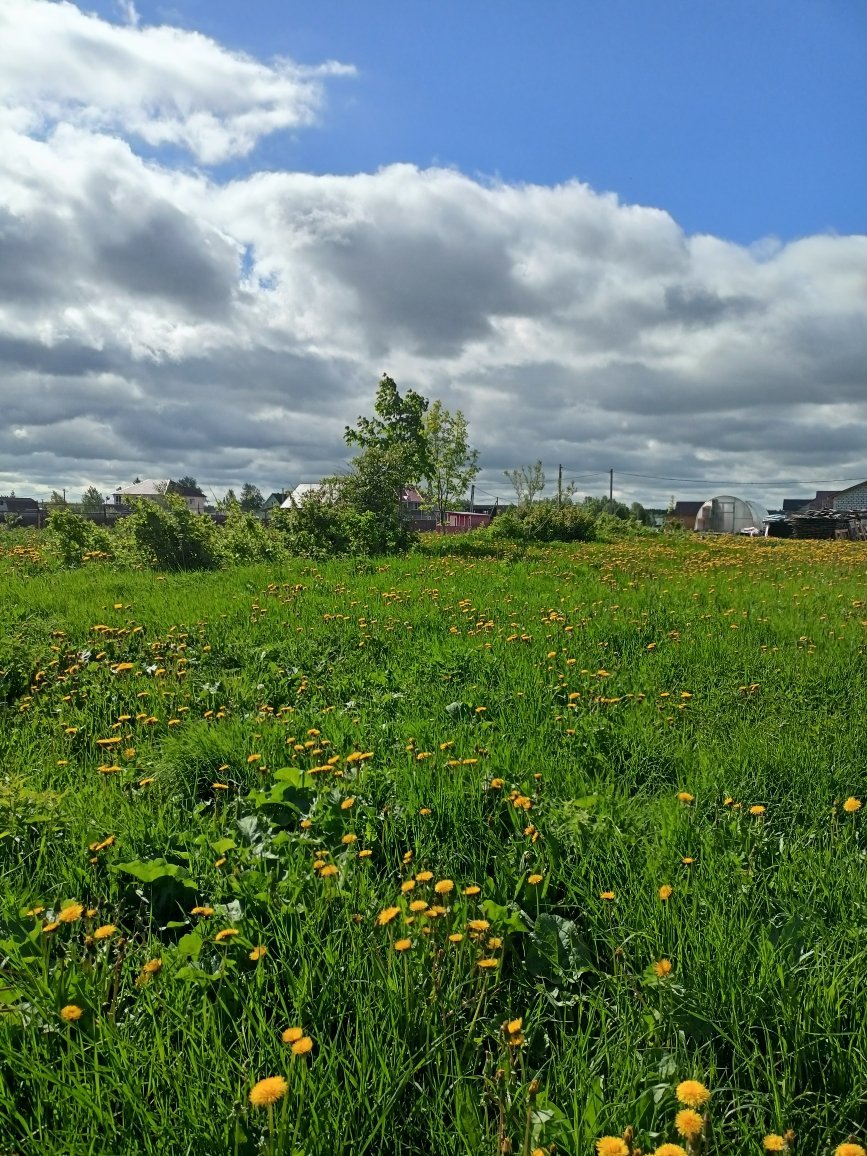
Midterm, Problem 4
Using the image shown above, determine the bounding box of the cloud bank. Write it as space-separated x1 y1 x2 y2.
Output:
1 2 866 504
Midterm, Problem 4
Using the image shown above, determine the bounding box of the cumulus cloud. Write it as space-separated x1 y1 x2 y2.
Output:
1 3 866 505
0 0 353 163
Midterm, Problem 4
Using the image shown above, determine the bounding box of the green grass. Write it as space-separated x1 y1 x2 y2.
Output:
1 535 866 1155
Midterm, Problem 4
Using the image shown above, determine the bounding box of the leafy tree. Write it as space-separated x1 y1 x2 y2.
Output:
629 501 652 526
504 461 546 505
174 475 199 491
217 489 239 510
80 485 104 512
345 374 431 491
49 490 66 507
582 495 631 521
342 375 431 548
239 483 264 512
419 401 479 525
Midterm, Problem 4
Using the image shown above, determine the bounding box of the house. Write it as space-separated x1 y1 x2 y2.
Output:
262 492 288 511
802 490 840 512
832 481 867 512
782 498 810 513
446 511 491 530
113 479 206 514
0 495 40 526
665 500 704 530
280 483 326 508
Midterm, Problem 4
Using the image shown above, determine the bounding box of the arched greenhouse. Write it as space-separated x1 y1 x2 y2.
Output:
694 495 769 534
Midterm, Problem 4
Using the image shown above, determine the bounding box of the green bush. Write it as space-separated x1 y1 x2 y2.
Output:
45 507 114 566
217 507 286 565
121 495 220 571
487 501 596 543
273 489 414 557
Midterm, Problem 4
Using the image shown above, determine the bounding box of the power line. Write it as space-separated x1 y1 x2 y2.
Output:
616 471 863 487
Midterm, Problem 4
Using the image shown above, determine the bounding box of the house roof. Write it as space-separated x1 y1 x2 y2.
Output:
0 496 39 511
782 498 810 512
671 501 703 516
827 481 866 499
114 479 168 496
401 487 425 504
280 483 323 508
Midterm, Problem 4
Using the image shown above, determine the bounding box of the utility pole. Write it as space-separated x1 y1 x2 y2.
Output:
470 484 475 512
557 464 563 507
609 470 613 502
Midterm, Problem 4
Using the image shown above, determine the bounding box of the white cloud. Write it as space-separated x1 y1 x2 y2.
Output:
0 0 353 163
1 3 866 505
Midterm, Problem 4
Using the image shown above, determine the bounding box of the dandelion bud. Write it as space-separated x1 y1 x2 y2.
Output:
527 1079 540 1098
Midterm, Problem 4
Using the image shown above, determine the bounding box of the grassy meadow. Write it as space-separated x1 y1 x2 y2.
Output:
1 535 866 1155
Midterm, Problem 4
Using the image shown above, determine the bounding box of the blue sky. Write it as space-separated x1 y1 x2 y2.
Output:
99 0 866 243
1 0 866 504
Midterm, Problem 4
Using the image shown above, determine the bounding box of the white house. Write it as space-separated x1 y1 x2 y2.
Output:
114 480 206 514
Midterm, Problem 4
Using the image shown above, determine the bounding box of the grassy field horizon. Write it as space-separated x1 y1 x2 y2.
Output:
1 535 865 1155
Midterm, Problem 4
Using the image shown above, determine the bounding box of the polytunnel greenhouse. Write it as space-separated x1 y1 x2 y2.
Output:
693 495 769 534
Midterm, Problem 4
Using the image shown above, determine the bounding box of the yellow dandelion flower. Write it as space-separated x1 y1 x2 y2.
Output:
249 945 268 961
291 1035 313 1056
763 1137 786 1152
409 900 428 913
340 797 355 810
249 1076 288 1107
393 938 412 952
434 879 454 895
467 919 490 932
142 958 162 974
677 792 694 804
214 928 239 942
834 1145 866 1156
93 924 117 940
25 906 45 917
681 857 695 866
214 857 227 868
448 933 464 943
600 890 616 901
596 1139 629 1156
489 778 504 789
318 864 338 878
487 936 503 949
191 906 215 917
477 957 498 969
674 1109 704 1139
659 884 673 900
376 906 401 926
419 807 432 815
341 833 358 844
281 1026 303 1044
58 903 84 924
750 805 766 816
415 870 433 882
358 849 372 858
653 959 673 978
60 1004 83 1022
42 921 60 934
843 797 862 813
505 1017 522 1035
654 1146 688 1156
401 880 416 893
528 873 544 885
676 1079 711 1108
463 885 481 896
